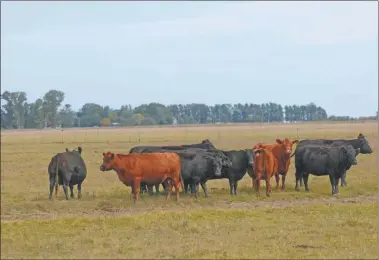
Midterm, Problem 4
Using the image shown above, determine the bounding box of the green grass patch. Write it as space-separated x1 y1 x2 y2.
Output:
2 202 377 259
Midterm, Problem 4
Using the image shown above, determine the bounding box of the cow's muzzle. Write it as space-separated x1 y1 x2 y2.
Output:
100 165 110 171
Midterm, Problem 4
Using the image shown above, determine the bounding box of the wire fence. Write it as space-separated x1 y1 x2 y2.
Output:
2 121 376 145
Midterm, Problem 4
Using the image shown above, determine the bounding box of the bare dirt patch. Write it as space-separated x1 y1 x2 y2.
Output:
3 194 376 222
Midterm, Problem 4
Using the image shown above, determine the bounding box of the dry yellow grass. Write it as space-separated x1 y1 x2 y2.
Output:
1 122 378 259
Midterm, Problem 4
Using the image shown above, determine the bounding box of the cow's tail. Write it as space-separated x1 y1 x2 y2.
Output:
290 147 298 158
54 155 59 197
179 172 184 191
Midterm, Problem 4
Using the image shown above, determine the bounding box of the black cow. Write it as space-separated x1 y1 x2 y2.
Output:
294 133 372 187
294 144 359 195
48 146 87 200
136 147 232 198
129 139 216 154
208 149 255 196
182 149 255 196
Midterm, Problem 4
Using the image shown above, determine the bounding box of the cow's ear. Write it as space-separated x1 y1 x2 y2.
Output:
78 147 82 154
276 139 283 144
102 152 106 156
110 153 115 159
292 140 299 145
65 148 69 152
340 147 347 154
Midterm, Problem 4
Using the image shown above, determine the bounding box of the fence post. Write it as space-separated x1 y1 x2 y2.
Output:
138 132 141 143
296 128 299 139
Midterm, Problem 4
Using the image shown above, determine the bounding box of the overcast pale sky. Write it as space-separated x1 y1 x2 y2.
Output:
1 1 378 117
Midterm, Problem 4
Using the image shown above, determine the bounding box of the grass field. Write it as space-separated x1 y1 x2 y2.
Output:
1 122 378 259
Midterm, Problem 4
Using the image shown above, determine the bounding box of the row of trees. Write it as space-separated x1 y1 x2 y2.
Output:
1 89 375 129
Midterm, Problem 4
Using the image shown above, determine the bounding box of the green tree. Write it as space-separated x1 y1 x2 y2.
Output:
1 91 27 129
42 90 65 128
58 104 75 128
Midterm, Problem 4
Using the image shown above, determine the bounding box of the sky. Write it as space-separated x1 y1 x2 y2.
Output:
1 1 378 117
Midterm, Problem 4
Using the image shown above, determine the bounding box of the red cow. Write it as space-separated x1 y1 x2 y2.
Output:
252 147 277 196
100 152 182 203
253 138 299 192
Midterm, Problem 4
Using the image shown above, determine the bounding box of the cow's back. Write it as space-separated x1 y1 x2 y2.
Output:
253 149 276 177
63 152 87 174
127 153 181 178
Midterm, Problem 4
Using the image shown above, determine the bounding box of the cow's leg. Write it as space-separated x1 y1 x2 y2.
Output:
69 183 75 198
162 181 168 192
62 183 69 200
173 177 180 202
147 185 154 196
303 173 310 192
335 176 340 194
165 178 173 203
77 182 82 199
281 173 286 191
295 170 302 191
251 176 255 190
184 180 190 194
190 182 196 195
228 177 236 196
133 178 141 203
49 174 56 200
340 170 347 187
299 176 304 187
329 174 338 195
275 174 280 190
140 183 147 194
194 183 200 199
233 182 238 196
155 184 160 194
255 174 262 196
130 182 135 199
200 181 208 197
265 175 271 197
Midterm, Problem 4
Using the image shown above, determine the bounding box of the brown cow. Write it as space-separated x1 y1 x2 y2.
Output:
251 147 277 196
99 152 182 203
252 138 299 192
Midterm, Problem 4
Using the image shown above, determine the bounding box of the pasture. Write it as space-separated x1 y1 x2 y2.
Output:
1 122 378 259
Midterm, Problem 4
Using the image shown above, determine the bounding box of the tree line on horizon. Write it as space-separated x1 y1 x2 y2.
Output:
1 89 376 129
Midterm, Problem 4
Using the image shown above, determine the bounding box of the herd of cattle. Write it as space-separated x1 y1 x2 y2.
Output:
48 133 373 202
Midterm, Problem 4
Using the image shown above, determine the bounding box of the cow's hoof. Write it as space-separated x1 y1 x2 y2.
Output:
295 186 300 191
78 194 82 200
266 192 270 197
49 197 52 201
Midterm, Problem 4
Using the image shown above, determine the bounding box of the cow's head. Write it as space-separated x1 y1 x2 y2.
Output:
202 139 216 149
276 138 299 156
340 145 358 165
207 152 231 177
100 152 116 171
245 149 255 166
357 133 373 154
65 146 83 155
